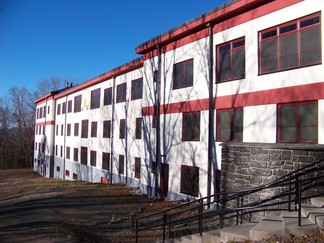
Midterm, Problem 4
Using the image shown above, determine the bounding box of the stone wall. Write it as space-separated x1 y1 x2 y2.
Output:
220 142 324 218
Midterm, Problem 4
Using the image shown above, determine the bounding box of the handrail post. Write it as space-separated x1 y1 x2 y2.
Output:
240 196 243 224
168 214 172 239
298 181 302 226
135 218 139 243
236 195 240 225
163 211 167 242
288 174 292 211
199 199 203 236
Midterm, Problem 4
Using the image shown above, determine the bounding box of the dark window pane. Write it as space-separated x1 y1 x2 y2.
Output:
116 83 126 103
261 38 278 73
280 32 298 69
104 87 112 106
300 26 321 66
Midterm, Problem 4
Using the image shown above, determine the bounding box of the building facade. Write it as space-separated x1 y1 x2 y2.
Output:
34 0 324 200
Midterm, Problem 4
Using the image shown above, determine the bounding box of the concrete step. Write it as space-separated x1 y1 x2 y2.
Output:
198 229 221 243
311 197 324 208
220 222 257 242
181 235 192 243
301 204 324 229
249 215 284 241
282 211 319 236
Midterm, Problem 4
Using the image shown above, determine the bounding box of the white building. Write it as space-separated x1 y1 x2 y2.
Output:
34 0 324 200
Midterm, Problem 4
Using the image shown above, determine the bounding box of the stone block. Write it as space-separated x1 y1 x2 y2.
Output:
282 150 291 160
256 154 270 162
251 147 262 154
269 149 281 154
270 154 281 162
292 150 308 156
250 160 267 168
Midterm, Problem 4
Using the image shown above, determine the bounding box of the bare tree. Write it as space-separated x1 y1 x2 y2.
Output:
36 75 63 97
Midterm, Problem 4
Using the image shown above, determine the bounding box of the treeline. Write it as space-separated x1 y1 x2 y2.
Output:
0 76 64 169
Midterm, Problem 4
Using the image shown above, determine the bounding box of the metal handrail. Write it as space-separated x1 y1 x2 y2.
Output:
133 159 324 242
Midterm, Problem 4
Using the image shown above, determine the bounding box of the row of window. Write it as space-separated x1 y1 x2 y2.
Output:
37 100 317 144
53 118 142 139
36 105 50 119
173 12 321 87
182 101 317 143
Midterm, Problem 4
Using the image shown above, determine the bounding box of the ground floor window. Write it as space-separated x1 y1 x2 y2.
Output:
135 157 141 179
182 111 200 141
278 101 317 143
102 152 110 171
81 146 87 165
119 155 124 174
90 150 96 167
217 108 243 141
181 165 199 197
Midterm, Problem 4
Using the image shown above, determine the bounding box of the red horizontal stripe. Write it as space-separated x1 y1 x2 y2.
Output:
35 120 55 126
142 82 324 115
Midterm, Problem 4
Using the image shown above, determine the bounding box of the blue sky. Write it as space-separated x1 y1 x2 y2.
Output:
0 0 228 97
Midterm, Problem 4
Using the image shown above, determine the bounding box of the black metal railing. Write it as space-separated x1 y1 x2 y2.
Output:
132 159 324 242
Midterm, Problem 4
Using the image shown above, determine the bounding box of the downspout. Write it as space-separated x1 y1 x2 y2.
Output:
52 97 57 178
110 76 116 184
207 23 214 206
155 45 162 197
44 98 48 177
63 94 68 180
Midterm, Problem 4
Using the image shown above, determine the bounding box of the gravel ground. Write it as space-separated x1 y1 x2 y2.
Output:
0 169 176 243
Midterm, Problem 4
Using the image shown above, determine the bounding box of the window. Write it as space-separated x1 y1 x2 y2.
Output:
91 88 101 109
119 119 126 139
74 148 78 162
74 123 79 136
65 170 70 177
73 173 78 180
217 37 245 82
135 118 142 139
182 112 200 141
259 13 321 74
217 108 243 142
66 147 70 159
55 145 58 156
151 161 157 174
131 78 143 100
90 150 96 167
278 101 317 143
81 146 88 165
56 125 58 136
48 106 50 114
173 59 193 89
74 95 82 113
68 100 72 113
102 152 110 170
181 165 199 197
119 155 124 174
135 157 141 179
116 83 126 103
60 146 63 157
103 120 111 138
153 70 158 83
81 120 88 138
57 104 61 115
91 121 97 137
62 102 66 114
104 87 112 106
61 124 64 136
67 124 71 136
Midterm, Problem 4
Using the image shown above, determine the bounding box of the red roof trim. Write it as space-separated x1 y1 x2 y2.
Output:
53 58 143 100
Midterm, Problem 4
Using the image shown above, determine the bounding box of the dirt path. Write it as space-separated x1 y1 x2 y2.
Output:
0 169 175 242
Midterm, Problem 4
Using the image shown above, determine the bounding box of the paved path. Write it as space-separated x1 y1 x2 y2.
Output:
0 169 167 242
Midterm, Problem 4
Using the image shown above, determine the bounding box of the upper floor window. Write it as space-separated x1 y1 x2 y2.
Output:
278 101 317 143
259 13 321 74
74 95 82 113
103 120 111 138
68 100 72 113
119 155 124 175
116 83 126 103
217 37 245 82
217 108 243 142
57 104 61 115
62 102 66 114
135 117 142 139
81 120 88 138
182 112 200 141
74 123 79 136
104 87 112 106
90 88 101 109
90 150 97 167
131 78 143 100
73 148 78 162
119 119 126 139
173 59 193 90
91 121 97 137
